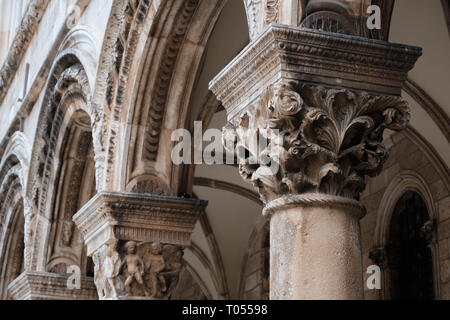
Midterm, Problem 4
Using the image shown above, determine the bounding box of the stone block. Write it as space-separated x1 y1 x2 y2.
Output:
418 164 441 185
439 239 449 261
438 219 450 240
439 196 450 223
440 259 450 283
430 179 449 202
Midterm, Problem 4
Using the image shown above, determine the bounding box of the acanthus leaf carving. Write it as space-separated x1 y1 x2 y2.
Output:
224 81 410 204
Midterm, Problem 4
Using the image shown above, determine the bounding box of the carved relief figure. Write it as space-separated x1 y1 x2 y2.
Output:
121 241 150 296
103 245 122 298
162 247 184 297
92 241 184 299
145 241 167 298
92 253 105 298
60 221 74 247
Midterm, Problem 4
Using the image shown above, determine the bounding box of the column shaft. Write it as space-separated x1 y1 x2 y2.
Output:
269 197 364 299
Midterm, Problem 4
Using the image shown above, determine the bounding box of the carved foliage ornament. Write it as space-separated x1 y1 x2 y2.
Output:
93 241 183 300
245 0 280 40
223 81 410 203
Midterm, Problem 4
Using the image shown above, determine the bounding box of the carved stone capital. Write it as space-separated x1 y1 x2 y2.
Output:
73 191 207 299
8 271 97 300
210 24 421 204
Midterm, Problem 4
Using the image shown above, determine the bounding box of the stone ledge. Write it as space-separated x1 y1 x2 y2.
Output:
8 271 97 300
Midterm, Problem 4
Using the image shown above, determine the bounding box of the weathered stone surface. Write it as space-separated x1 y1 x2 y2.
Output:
438 219 450 241
441 281 450 300
431 179 449 202
418 163 441 185
440 259 450 283
269 196 365 299
73 191 207 300
439 196 450 223
8 271 97 300
439 239 449 261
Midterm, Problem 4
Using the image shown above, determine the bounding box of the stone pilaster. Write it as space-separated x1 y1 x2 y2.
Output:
209 24 421 299
73 191 207 300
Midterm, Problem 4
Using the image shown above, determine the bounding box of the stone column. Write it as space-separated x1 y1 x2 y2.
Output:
73 191 207 300
209 24 421 299
266 195 365 299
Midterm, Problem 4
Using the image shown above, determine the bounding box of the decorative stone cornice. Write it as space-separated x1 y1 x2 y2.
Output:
209 23 422 121
73 191 207 256
0 0 50 104
8 271 97 300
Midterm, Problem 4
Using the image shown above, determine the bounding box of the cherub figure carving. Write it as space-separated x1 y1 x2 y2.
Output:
121 241 150 296
60 221 74 247
146 242 167 298
103 245 121 298
92 252 105 298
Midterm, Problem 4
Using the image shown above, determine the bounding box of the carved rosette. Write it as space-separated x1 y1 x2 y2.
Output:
210 24 421 208
223 81 410 204
73 191 207 299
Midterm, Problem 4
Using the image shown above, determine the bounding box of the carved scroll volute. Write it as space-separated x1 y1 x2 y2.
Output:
224 80 411 204
92 241 184 300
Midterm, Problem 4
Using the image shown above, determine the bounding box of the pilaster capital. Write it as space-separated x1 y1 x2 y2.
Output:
73 191 207 300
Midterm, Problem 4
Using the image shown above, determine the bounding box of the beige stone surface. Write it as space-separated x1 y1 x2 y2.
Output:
269 201 364 300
